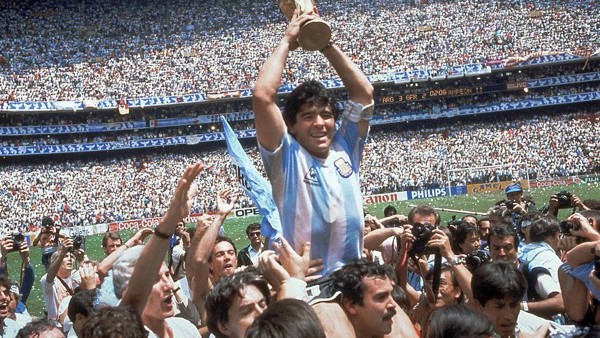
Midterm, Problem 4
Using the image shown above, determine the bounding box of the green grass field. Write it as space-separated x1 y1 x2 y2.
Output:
10 182 599 317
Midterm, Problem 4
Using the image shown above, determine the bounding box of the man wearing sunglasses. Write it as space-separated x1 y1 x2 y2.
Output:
237 223 264 267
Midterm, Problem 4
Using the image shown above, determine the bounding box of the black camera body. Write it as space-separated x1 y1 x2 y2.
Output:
595 255 600 279
73 235 85 251
9 233 25 253
555 190 573 209
504 200 516 209
559 220 580 234
410 222 437 255
447 215 462 228
465 249 490 272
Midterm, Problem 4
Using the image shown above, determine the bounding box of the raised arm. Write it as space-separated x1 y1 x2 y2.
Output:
46 238 73 284
320 43 374 138
188 189 237 323
97 228 153 279
364 227 403 251
120 162 203 314
252 11 319 151
427 229 473 301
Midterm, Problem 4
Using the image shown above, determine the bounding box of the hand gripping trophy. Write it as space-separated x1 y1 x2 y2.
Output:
278 0 331 51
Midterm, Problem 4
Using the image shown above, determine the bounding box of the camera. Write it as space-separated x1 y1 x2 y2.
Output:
555 191 573 209
8 233 25 253
504 200 516 209
410 222 437 255
72 235 85 251
447 215 462 227
595 255 600 278
465 250 490 272
559 220 580 234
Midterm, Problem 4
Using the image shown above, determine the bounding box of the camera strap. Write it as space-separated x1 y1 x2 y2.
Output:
410 248 441 305
57 276 74 296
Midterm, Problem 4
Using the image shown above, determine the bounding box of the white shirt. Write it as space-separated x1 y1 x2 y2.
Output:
146 317 200 338
247 245 263 265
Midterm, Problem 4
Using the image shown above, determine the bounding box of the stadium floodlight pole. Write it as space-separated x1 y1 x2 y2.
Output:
408 204 488 216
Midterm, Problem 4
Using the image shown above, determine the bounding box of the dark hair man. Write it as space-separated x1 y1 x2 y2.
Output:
252 9 374 277
237 223 264 267
518 215 564 319
453 222 481 255
80 306 147 338
365 204 440 265
102 232 122 256
471 261 527 338
245 299 325 338
16 317 64 338
67 289 95 337
384 205 398 217
41 238 80 322
332 259 415 337
205 270 271 338
477 217 491 248
0 276 23 336
488 224 520 267
32 216 63 272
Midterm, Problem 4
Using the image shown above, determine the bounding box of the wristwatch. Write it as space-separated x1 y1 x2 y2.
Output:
448 256 464 267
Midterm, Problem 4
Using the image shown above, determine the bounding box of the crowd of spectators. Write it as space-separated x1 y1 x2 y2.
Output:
1 79 598 148
0 0 597 102
1 108 597 232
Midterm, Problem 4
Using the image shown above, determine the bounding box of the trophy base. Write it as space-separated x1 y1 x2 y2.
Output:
297 19 331 51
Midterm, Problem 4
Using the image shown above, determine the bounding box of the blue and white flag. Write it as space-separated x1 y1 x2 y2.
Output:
220 116 282 244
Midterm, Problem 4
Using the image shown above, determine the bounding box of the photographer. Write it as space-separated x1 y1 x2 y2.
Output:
546 191 589 217
504 183 537 216
0 235 34 325
403 227 474 334
519 215 565 319
40 237 88 323
32 216 66 272
558 213 600 324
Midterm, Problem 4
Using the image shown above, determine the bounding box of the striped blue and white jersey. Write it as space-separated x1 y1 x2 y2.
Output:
259 101 370 276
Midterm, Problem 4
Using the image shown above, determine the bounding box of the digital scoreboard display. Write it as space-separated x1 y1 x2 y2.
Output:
376 83 512 104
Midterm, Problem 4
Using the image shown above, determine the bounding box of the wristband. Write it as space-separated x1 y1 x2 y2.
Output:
343 101 375 123
123 243 130 249
153 228 171 240
521 301 529 312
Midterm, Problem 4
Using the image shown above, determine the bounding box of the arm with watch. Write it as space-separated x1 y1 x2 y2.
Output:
120 162 204 313
426 228 474 301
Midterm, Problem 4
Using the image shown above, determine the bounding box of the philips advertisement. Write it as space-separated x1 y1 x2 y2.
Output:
406 186 467 200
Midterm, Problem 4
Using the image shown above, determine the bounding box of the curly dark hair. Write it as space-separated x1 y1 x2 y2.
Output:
283 80 340 128
245 299 325 338
16 318 61 338
332 259 396 306
80 305 148 338
205 268 271 338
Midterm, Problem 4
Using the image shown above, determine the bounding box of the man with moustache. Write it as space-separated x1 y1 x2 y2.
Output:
332 259 416 338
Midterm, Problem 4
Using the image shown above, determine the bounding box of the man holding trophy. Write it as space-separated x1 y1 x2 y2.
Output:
252 2 414 337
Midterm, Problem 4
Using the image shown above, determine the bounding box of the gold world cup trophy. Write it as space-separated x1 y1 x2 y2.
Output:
278 0 331 51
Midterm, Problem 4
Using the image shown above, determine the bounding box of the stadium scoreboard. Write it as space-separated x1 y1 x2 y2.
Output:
377 83 513 104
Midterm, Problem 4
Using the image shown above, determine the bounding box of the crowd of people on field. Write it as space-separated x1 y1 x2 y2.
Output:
0 0 597 101
3 182 600 337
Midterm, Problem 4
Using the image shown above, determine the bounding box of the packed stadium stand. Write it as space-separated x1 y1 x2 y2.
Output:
0 0 599 232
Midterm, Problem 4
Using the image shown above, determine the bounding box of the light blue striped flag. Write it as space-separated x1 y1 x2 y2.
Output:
220 116 282 244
